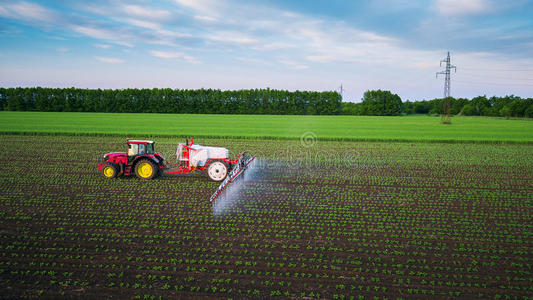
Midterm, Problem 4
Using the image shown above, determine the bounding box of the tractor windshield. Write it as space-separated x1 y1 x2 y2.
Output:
146 143 154 154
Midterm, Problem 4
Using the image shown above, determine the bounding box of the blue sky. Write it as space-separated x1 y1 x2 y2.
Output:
1 0 532 101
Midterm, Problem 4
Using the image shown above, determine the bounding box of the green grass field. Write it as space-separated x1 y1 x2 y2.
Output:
1 111 532 143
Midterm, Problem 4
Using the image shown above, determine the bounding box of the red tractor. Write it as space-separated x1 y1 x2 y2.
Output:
98 138 253 183
98 139 165 180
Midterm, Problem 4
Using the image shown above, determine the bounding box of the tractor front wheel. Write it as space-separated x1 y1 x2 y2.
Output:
102 163 118 179
207 160 228 182
135 160 157 180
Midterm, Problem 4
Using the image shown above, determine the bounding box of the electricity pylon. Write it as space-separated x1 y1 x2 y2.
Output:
436 51 456 124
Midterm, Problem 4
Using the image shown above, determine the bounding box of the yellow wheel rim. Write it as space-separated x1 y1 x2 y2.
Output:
138 162 153 178
103 166 114 177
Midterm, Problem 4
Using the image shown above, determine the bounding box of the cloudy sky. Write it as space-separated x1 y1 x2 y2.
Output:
1 0 532 101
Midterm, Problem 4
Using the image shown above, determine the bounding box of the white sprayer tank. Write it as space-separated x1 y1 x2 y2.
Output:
177 143 229 167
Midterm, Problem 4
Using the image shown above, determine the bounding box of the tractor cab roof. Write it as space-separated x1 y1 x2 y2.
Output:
126 140 154 144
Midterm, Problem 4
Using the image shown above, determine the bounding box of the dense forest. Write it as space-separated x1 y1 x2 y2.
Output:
1 87 532 118
0 87 341 115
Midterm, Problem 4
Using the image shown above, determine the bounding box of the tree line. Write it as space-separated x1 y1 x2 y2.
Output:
341 91 533 118
1 87 532 118
0 87 342 115
402 95 533 118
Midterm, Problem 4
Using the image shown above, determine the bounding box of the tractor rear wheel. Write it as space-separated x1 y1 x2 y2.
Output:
206 160 228 182
135 159 157 180
102 163 118 179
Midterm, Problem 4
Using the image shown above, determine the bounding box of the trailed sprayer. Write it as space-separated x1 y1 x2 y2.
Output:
97 138 255 202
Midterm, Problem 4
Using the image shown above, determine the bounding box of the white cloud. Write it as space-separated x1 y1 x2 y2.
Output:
71 25 117 40
194 15 217 23
94 43 112 49
115 41 134 48
152 29 193 39
120 4 171 20
183 1 427 67
305 55 335 63
359 32 395 42
150 50 200 63
278 59 309 70
0 6 8 17
435 0 491 16
0 1 58 23
69 3 196 48
465 51 495 58
70 25 134 47
94 56 124 63
150 51 183 59
80 3 171 22
124 18 160 30
236 57 272 65
413 61 437 69
206 32 257 45
252 42 295 51
174 0 220 12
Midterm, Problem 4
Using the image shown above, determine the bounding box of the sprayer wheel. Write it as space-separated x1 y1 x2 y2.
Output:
207 160 228 182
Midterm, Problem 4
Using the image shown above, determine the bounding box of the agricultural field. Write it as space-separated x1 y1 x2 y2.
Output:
0 134 531 299
1 111 533 143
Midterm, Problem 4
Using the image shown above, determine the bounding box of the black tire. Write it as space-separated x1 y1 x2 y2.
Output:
102 163 118 179
134 159 157 180
206 160 229 182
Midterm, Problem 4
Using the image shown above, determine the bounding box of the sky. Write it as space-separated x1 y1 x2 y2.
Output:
0 0 532 102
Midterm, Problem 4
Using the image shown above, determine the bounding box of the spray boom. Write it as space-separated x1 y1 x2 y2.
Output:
209 152 256 203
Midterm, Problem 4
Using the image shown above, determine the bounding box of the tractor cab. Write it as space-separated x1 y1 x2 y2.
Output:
127 140 155 162
127 140 155 155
